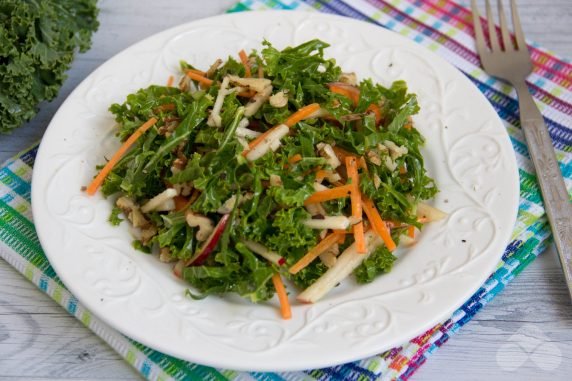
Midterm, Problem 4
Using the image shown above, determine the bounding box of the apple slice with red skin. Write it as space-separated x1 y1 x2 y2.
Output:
173 214 230 278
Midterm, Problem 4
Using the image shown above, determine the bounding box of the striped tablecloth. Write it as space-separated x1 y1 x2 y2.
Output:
1 0 570 380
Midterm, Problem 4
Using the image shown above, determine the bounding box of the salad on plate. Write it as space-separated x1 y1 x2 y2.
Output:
85 39 443 319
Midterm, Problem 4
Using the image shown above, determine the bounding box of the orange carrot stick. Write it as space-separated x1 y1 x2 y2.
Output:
407 225 415 239
304 184 353 205
166 75 174 87
353 222 366 253
237 90 256 98
328 83 359 106
155 103 175 112
362 196 397 251
288 154 302 164
345 156 366 253
272 273 291 319
366 103 382 125
333 228 352 244
315 169 328 182
331 146 353 164
238 49 252 78
86 118 158 196
186 70 213 87
284 103 320 127
187 68 206 76
333 228 353 235
245 124 283 152
242 104 320 156
289 232 343 274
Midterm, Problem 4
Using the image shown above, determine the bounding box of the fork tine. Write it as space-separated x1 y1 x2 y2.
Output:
486 0 500 52
471 0 488 56
497 0 514 51
510 0 528 51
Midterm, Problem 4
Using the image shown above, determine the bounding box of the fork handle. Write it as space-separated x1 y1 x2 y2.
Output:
515 81 572 300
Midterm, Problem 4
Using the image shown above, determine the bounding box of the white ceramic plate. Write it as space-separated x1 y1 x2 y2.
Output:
32 11 519 372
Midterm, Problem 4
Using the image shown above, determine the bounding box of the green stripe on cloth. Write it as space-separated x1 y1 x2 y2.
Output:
0 0 570 380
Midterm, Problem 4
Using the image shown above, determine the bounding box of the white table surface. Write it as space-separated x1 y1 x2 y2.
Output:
1 1 571 380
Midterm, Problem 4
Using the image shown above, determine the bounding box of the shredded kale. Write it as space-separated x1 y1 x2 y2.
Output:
95 39 439 303
354 246 397 283
108 206 123 226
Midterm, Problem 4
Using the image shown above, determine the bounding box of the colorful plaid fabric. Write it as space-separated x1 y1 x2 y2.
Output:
1 0 570 380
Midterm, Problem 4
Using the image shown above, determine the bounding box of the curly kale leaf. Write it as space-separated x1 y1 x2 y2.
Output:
354 246 397 283
0 0 99 133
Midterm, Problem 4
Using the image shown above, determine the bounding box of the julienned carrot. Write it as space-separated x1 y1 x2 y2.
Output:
315 169 328 182
237 90 256 98
345 157 366 253
284 103 321 127
333 228 352 244
353 222 366 253
187 68 206 76
366 103 382 125
271 273 291 319
345 157 360 210
333 228 353 235
156 103 175 112
331 146 353 164
362 195 397 251
186 70 213 87
166 75 174 87
289 232 343 274
288 154 302 164
243 103 321 156
407 225 415 239
86 118 158 196
304 184 353 205
238 49 252 78
328 83 359 106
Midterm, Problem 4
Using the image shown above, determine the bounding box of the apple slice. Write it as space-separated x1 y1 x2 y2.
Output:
173 259 185 278
297 230 382 303
185 214 230 267
241 240 286 266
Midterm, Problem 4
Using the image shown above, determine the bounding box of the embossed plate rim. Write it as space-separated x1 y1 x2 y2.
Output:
31 11 520 371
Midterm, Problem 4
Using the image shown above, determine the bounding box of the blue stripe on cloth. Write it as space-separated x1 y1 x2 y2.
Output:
39 275 49 292
0 167 32 202
68 297 78 315
250 372 285 381
141 361 152 377
20 145 39 168
502 239 524 261
0 192 14 204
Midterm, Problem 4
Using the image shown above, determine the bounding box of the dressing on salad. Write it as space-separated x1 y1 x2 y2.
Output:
86 40 443 319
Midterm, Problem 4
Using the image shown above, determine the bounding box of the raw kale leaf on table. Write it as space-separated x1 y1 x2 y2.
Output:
0 0 99 133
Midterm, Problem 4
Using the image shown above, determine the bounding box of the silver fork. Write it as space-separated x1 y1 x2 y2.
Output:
471 0 572 300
